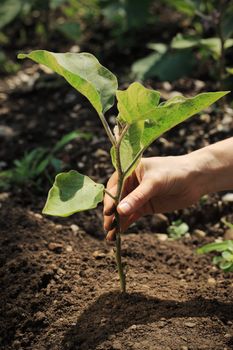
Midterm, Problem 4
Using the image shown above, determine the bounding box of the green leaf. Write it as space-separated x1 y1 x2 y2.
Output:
132 49 196 82
171 34 199 49
43 170 104 217
131 52 162 80
116 82 160 123
167 220 189 239
140 91 229 124
223 4 233 39
222 250 233 262
219 260 233 271
200 38 233 59
18 50 118 114
197 240 233 254
123 91 228 161
56 22 81 41
171 34 233 59
113 89 228 177
0 0 21 30
111 121 144 174
161 0 196 16
227 67 233 75
221 218 233 229
51 130 92 154
212 256 223 265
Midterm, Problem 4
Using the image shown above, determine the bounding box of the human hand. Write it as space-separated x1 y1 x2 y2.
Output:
104 154 206 241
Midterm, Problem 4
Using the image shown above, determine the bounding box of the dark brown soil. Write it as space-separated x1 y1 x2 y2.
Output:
0 202 233 350
0 66 233 350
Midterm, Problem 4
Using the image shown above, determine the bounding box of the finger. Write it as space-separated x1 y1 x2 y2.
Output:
106 228 116 241
103 172 118 215
104 215 114 231
104 185 117 216
117 179 155 216
106 211 142 241
121 211 142 232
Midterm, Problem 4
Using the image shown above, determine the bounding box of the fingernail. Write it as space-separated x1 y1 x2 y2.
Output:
118 201 131 214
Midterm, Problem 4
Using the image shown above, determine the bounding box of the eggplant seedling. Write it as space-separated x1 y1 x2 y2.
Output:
18 50 228 292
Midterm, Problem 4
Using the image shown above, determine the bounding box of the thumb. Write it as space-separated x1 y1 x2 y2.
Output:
117 179 154 216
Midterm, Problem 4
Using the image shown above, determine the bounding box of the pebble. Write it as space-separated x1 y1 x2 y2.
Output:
48 242 63 253
66 245 73 252
222 193 233 202
70 224 80 234
112 341 122 349
207 277 216 285
94 148 108 157
34 311 46 322
224 333 232 338
181 346 188 350
224 229 233 240
184 321 196 328
156 233 168 242
194 229 206 238
92 250 106 259
129 324 137 330
12 340 21 349
0 192 10 201
180 336 187 341
200 113 211 123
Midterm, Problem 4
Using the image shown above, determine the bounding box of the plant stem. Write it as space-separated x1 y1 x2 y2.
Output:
115 210 126 293
123 148 144 177
99 113 116 146
104 189 117 201
114 128 126 293
217 1 226 92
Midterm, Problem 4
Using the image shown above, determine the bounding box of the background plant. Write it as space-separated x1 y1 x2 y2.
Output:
167 219 189 240
131 0 233 86
0 130 91 190
197 240 233 272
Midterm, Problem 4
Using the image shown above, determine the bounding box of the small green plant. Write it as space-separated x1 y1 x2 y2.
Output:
197 240 233 272
221 217 233 229
0 130 90 190
167 219 189 240
18 50 228 292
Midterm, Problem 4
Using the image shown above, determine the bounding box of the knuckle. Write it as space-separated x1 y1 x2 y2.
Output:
131 189 145 203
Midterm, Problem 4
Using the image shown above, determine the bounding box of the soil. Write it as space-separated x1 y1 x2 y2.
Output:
0 62 233 350
0 202 233 350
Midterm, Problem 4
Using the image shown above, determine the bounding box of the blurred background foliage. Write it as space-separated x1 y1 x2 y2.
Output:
0 0 233 89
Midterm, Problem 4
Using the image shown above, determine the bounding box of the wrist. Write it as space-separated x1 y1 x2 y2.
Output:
187 139 233 195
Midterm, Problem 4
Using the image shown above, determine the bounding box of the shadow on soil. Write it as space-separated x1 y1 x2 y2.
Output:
62 291 233 349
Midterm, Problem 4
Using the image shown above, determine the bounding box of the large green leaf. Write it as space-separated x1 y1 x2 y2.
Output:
116 82 160 123
144 91 228 121
18 50 118 114
140 91 229 150
43 170 104 217
114 90 228 176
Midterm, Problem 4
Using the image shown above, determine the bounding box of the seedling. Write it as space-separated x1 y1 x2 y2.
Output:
167 219 189 240
0 130 90 190
18 50 228 292
197 240 233 272
221 218 233 230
